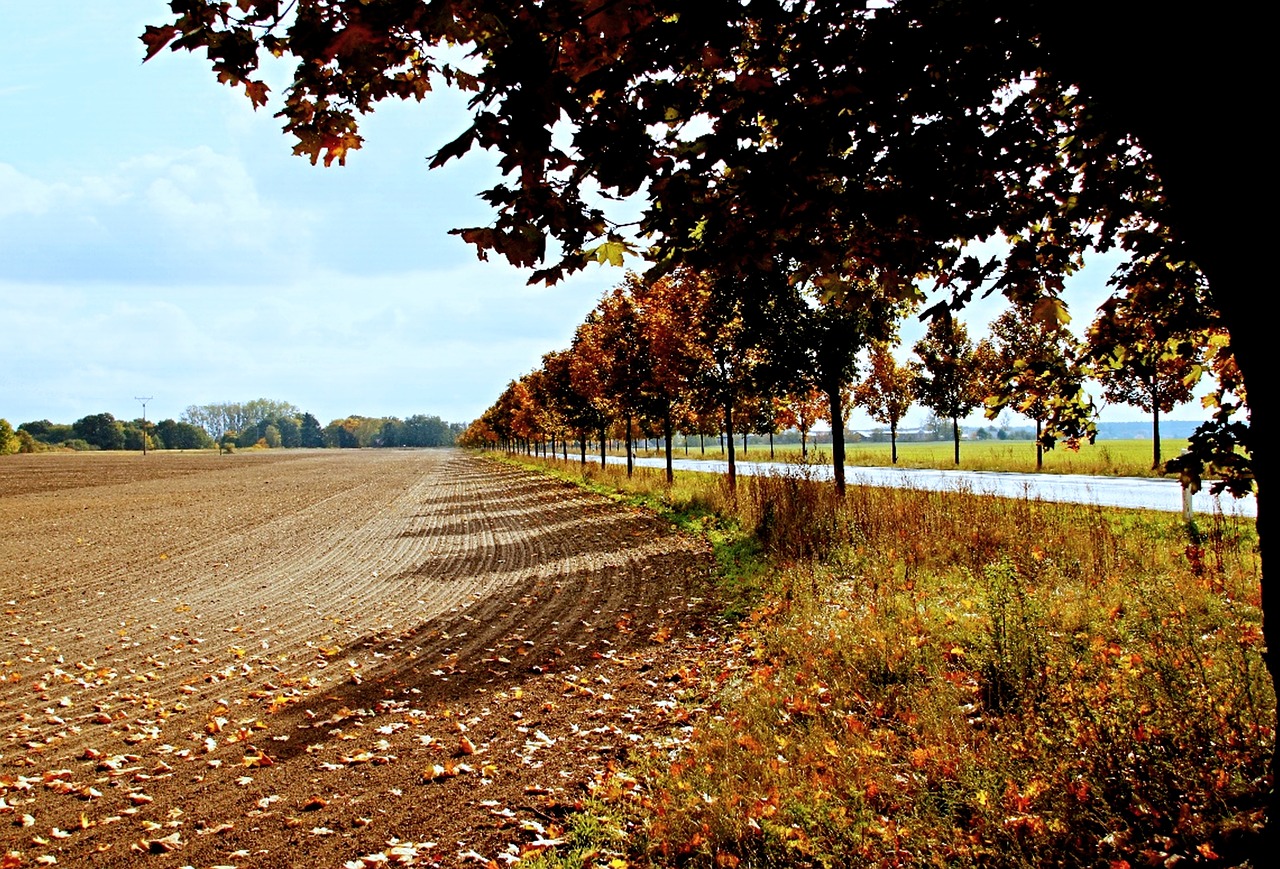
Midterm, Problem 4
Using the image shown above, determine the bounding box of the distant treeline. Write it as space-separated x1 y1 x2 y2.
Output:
1 400 462 453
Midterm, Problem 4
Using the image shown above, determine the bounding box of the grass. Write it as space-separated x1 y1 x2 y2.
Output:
626 437 1187 478
492 450 1270 867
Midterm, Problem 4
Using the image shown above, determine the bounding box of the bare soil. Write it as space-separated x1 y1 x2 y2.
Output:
0 449 723 868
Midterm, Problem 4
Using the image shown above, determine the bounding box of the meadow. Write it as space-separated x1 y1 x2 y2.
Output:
507 454 1269 868
628 437 1187 478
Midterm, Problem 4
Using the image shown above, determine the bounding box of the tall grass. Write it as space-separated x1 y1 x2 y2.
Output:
498 453 1270 866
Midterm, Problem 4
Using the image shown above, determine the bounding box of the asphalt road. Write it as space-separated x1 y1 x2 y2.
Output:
605 454 1258 518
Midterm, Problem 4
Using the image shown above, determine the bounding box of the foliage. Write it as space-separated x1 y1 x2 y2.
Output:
17 419 74 444
72 412 125 451
155 418 215 450
854 342 917 465
181 398 303 440
979 304 1084 469
0 418 18 455
913 314 981 465
299 411 325 448
1087 295 1205 470
122 419 155 452
15 429 40 453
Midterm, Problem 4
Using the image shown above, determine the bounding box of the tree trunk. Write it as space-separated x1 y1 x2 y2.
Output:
579 435 586 465
1044 15 1270 833
724 398 737 493
1036 418 1043 470
599 425 607 468
801 429 808 459
1207 272 1270 839
1152 400 1162 470
769 431 774 459
952 417 960 465
890 419 899 464
625 414 634 477
826 380 847 496
663 409 674 485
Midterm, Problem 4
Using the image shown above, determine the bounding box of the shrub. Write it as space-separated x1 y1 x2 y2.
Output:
0 418 17 455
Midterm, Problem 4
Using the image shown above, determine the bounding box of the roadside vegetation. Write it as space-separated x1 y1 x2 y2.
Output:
503 453 1270 867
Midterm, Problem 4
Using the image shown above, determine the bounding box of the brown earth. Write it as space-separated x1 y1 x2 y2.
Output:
0 449 726 868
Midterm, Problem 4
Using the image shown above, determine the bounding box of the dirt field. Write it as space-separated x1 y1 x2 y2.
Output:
0 449 722 868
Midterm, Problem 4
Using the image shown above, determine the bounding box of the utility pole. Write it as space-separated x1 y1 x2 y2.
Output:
135 397 153 456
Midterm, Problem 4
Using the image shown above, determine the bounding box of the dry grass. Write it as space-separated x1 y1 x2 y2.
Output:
497 452 1270 867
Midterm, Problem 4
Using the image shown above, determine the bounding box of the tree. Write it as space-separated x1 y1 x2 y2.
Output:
401 414 454 447
579 287 647 477
155 419 214 450
633 268 714 483
123 420 155 452
980 306 1083 470
73 413 125 451
182 399 302 440
0 419 18 456
687 278 774 494
271 416 298 447
773 388 827 460
855 342 916 465
1087 298 1203 470
18 420 74 444
324 418 361 448
913 315 980 465
299 413 325 448
794 283 904 494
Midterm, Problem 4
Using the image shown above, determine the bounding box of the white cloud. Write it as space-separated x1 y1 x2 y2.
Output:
0 162 59 217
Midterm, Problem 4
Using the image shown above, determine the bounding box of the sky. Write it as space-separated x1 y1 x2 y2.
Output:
0 3 1196 431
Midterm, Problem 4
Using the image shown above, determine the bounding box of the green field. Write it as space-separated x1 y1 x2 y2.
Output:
632 437 1185 478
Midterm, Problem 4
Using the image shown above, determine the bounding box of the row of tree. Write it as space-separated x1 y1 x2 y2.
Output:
463 269 1216 489
13 414 213 452
5 406 462 453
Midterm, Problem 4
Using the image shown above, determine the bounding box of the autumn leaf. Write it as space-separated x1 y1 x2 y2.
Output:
242 751 274 768
1030 296 1070 328
583 240 633 267
244 80 270 108
140 25 178 61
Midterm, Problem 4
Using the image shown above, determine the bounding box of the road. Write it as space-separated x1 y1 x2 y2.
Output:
606 454 1258 518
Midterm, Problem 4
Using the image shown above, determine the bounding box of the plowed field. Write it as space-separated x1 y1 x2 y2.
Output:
0 449 720 868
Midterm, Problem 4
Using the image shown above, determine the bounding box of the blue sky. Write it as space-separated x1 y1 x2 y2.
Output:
1 3 1185 431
